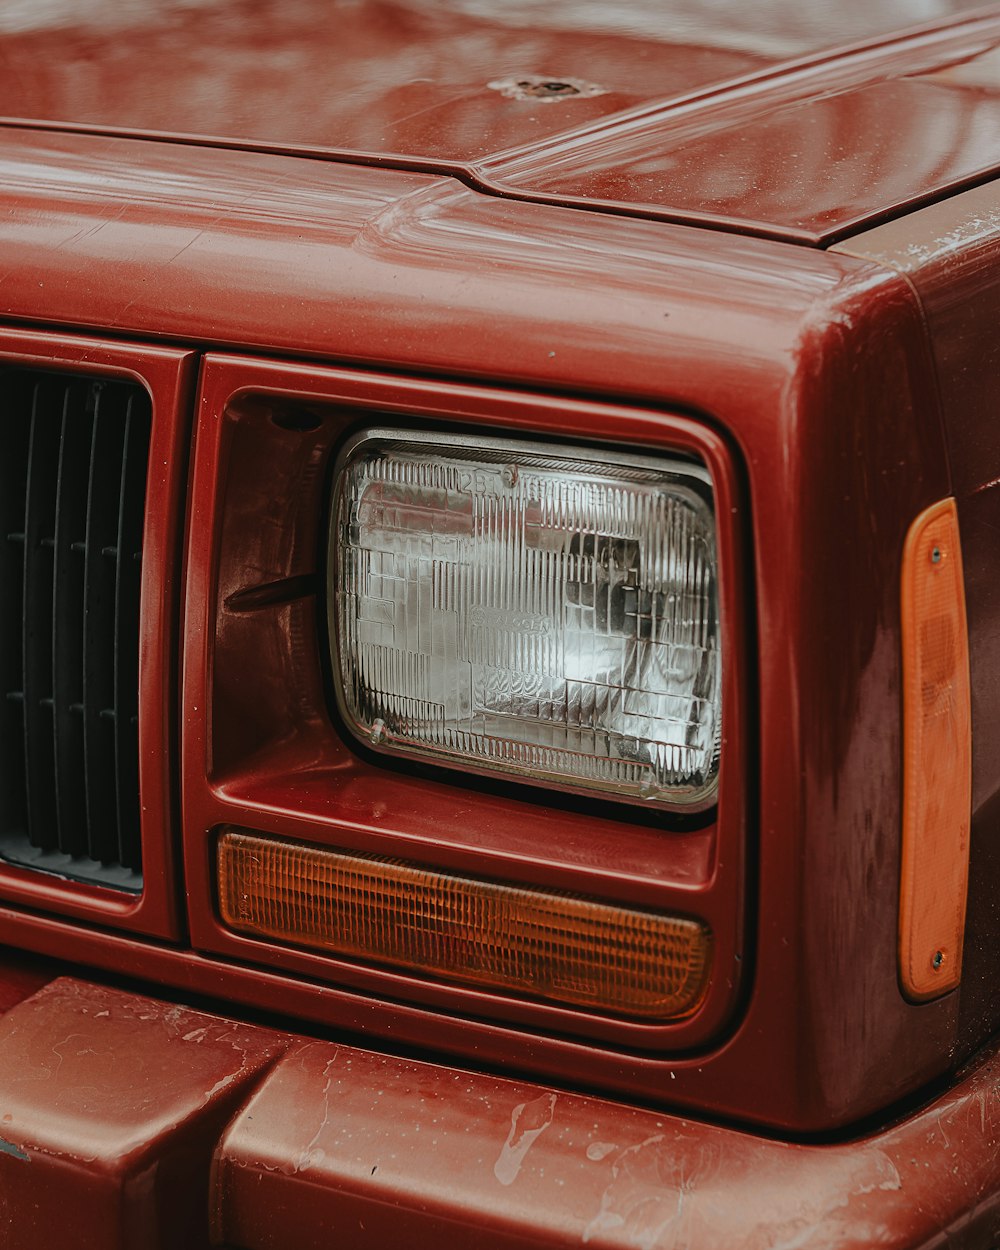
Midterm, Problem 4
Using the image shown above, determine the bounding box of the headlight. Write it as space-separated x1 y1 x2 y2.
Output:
329 429 720 806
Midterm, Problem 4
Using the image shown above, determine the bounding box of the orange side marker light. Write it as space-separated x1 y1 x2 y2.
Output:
899 498 971 1000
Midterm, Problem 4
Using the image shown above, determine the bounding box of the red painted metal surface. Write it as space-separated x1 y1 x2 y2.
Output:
0 124 910 393
0 329 195 941
0 125 966 1129
0 0 773 162
0 977 285 1250
0 951 51 1017
160 213 955 1128
0 0 988 162
833 178 1000 1069
214 1034 1000 1250
0 13 995 1250
179 357 749 1053
482 14 1000 242
1 4 999 242
0 964 998 1250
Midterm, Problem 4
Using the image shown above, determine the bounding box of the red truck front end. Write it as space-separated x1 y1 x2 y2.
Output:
1 3 1000 1246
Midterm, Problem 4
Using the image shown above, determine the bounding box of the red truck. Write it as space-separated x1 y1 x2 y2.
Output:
1 1 999 1246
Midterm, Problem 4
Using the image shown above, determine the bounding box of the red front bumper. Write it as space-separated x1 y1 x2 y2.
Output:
1 956 998 1250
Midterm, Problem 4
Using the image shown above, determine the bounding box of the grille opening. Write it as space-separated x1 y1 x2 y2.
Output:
0 370 151 891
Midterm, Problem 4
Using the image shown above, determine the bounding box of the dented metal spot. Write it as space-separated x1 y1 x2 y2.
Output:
488 74 606 102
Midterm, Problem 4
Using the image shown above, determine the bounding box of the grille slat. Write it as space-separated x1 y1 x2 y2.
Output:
0 377 30 836
22 378 61 850
0 370 149 888
112 394 148 873
52 381 92 857
83 385 129 867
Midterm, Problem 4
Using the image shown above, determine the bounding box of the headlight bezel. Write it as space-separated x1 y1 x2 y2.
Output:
181 353 749 1065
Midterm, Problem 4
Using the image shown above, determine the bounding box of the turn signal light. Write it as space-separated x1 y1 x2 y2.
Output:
217 829 711 1020
899 498 971 1001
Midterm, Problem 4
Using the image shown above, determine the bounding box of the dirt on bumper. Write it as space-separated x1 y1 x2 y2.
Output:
0 973 998 1249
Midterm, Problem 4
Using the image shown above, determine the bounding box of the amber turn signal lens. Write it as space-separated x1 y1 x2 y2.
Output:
899 498 971 1001
217 829 711 1020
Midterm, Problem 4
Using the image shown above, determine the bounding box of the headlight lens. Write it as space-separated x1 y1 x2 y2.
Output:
330 429 720 806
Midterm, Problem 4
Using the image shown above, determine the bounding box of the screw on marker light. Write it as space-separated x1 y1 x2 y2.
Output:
217 829 712 1019
328 429 721 808
899 498 971 1001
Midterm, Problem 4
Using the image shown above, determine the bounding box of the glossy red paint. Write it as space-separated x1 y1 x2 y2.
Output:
833 179 1000 1068
2 4 1000 244
0 0 988 163
482 14 1000 242
0 125 910 392
215 1034 1000 1250
0 950 50 1016
0 0 773 162
0 118 965 1130
172 269 952 1133
1 963 998 1250
2 4 1000 1245
0 329 194 941
179 356 749 1053
0 976 285 1250
151 189 955 1130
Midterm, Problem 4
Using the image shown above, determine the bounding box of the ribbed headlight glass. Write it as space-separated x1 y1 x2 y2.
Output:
330 429 720 806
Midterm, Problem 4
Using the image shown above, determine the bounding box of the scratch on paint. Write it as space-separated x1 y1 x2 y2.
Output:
768 1224 824 1250
972 473 1000 496
582 1134 674 1249
977 1084 993 1135
204 1073 237 1101
296 1054 339 1174
0 1138 30 1163
871 1154 902 1194
494 1093 557 1186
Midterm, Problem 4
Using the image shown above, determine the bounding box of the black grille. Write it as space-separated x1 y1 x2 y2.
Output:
0 371 151 889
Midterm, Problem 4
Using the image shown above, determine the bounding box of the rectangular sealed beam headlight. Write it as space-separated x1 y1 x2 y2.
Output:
329 429 720 806
218 829 711 1019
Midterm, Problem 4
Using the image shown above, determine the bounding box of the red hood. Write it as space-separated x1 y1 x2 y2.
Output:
3 0 1000 241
